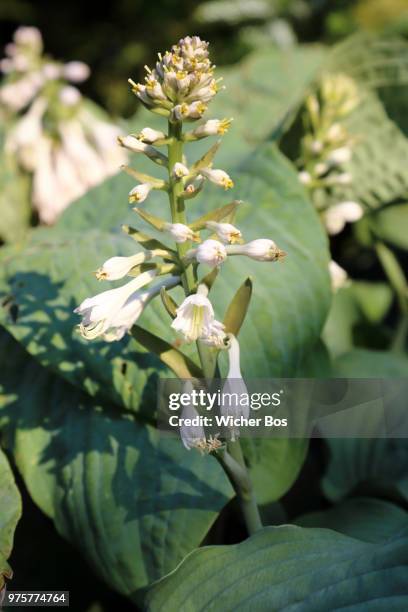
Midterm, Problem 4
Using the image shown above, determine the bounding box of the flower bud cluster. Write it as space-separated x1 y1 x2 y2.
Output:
297 73 363 235
130 36 219 119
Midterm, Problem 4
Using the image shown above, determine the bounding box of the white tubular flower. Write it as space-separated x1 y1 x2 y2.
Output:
138 127 166 143
95 252 151 280
118 135 154 154
128 183 152 204
196 239 227 267
193 118 232 138
118 134 167 164
201 168 234 190
171 292 224 343
329 260 349 292
327 147 352 165
172 162 189 179
206 221 242 244
324 201 363 235
59 121 106 187
228 239 285 262
59 86 81 106
164 223 200 243
101 275 180 342
5 97 47 171
221 335 249 442
299 170 312 185
63 61 90 83
74 270 158 340
179 382 206 450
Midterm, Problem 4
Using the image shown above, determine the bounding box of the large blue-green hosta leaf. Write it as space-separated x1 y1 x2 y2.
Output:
0 446 21 590
0 329 232 598
322 349 408 504
146 525 408 611
0 144 331 414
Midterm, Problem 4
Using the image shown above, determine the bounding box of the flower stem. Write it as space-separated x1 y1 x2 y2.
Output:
218 440 263 535
167 119 262 535
167 120 195 293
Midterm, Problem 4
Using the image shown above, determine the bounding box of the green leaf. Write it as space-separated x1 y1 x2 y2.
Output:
191 141 221 174
189 200 241 231
322 349 408 504
0 447 22 589
371 203 408 250
0 329 232 598
146 525 408 610
223 277 252 336
131 325 202 379
242 438 308 505
132 207 167 231
296 497 408 543
122 225 177 259
159 287 178 319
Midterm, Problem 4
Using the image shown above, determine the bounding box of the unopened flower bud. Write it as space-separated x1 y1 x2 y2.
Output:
63 61 90 83
329 260 348 292
221 335 249 441
193 118 232 138
206 221 242 244
96 253 152 280
138 127 166 143
324 201 363 235
229 239 285 262
195 239 227 267
128 183 152 203
327 147 352 165
172 162 189 179
201 168 233 189
59 86 81 106
299 171 312 185
164 222 200 243
172 101 207 121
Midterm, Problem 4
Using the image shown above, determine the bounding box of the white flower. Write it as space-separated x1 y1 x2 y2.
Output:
42 63 62 80
95 252 151 280
63 61 90 83
179 382 206 450
221 335 249 441
14 26 43 50
129 183 152 203
193 118 232 138
196 239 227 267
59 121 106 187
329 260 348 292
59 86 81 106
327 147 352 165
138 127 166 143
201 168 234 189
164 223 200 243
171 293 224 343
172 162 189 179
199 319 226 347
206 221 241 244
5 97 47 171
299 170 312 185
74 270 157 340
118 135 153 153
229 239 285 262
324 201 363 235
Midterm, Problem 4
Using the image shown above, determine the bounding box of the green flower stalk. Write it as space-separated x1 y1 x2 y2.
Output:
74 36 286 535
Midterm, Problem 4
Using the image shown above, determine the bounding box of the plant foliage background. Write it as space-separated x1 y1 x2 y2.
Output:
1 1 408 611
